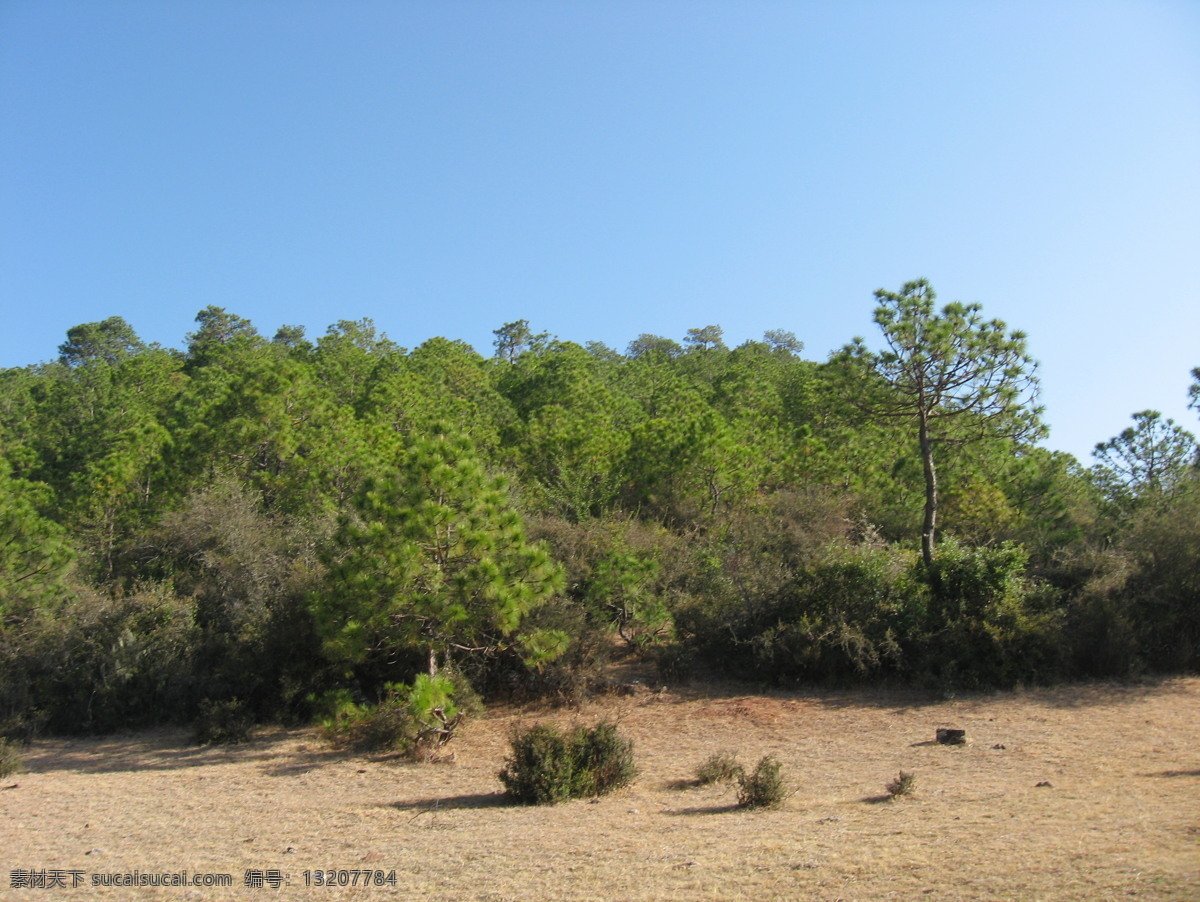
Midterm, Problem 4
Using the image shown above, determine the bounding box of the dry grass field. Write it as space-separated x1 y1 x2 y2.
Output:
4 674 1198 901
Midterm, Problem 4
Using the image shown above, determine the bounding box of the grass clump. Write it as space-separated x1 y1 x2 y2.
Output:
192 698 254 746
736 755 789 809
0 737 22 779
694 751 742 786
886 770 916 798
499 720 635 805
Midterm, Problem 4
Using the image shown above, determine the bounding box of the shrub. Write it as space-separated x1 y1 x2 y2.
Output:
405 672 470 760
321 674 469 758
654 642 695 686
0 737 22 779
736 755 789 809
725 543 921 685
1065 584 1140 678
324 695 411 753
919 539 1066 690
470 603 612 706
886 770 916 798
499 720 636 805
192 698 253 745
1118 481 1200 672
924 539 1031 624
498 724 576 804
3 582 198 736
570 721 637 797
694 752 742 786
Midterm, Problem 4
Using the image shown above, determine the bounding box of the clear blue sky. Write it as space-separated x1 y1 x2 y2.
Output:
3 0 1198 463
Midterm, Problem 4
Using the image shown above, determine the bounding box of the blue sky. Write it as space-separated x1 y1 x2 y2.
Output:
2 0 1198 463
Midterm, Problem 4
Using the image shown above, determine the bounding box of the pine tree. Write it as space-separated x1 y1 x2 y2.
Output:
317 428 565 677
843 279 1042 572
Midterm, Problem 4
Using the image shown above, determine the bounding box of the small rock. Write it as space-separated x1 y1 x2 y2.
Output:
1035 781 1053 788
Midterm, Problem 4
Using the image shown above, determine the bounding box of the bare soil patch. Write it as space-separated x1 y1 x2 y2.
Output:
4 677 1199 901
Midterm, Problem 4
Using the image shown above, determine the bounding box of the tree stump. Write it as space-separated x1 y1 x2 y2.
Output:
936 727 966 745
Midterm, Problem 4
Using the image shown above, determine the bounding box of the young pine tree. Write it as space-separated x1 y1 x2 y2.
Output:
316 428 566 679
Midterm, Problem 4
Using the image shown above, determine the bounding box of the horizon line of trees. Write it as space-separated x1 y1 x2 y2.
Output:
2 283 1198 737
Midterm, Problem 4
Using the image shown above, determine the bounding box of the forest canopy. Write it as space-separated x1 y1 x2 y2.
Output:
1 286 1197 736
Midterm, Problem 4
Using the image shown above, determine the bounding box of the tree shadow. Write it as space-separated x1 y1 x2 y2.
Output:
658 674 1195 715
659 679 945 713
18 727 354 777
861 794 894 805
387 792 510 814
664 803 742 816
1025 676 1187 710
1142 769 1200 778
260 745 357 777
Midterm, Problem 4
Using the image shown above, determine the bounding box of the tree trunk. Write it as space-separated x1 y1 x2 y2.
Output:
919 417 938 575
427 646 439 679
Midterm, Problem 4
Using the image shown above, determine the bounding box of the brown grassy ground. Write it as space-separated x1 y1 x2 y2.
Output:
4 676 1199 901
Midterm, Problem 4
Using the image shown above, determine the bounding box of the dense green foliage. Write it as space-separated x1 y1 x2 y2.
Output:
498 721 636 804
319 673 474 758
0 294 1197 737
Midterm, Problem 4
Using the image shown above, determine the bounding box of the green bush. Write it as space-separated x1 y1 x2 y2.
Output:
886 770 916 798
464 602 612 706
736 755 789 809
192 698 253 745
919 539 1066 689
694 752 742 786
583 550 673 647
405 672 471 759
569 721 637 797
1 582 198 736
1119 482 1200 672
676 536 1076 690
0 737 22 779
323 696 410 753
321 673 469 758
498 720 636 805
654 642 695 686
924 539 1031 624
1057 549 1140 678
691 543 920 685
497 723 576 804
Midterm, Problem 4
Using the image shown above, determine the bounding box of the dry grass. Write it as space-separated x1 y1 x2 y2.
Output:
4 676 1199 900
